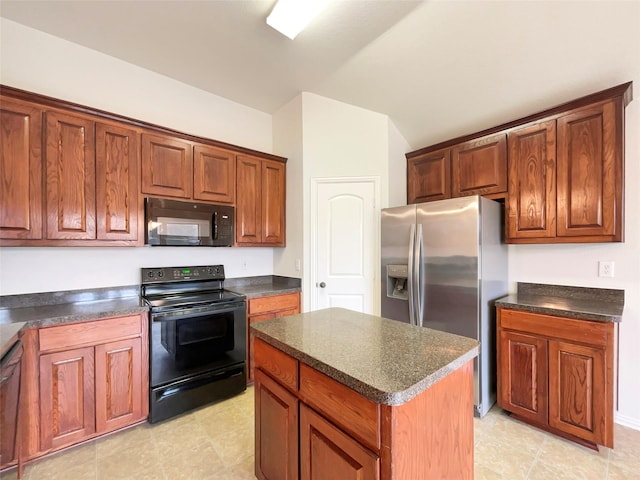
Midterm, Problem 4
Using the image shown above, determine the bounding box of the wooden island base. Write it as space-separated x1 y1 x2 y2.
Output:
254 338 475 480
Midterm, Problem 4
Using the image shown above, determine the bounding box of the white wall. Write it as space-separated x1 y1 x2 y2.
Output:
298 93 393 312
387 120 410 207
272 96 304 280
0 19 276 294
0 247 274 295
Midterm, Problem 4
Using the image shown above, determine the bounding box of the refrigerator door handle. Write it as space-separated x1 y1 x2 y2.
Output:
415 224 425 327
407 224 416 326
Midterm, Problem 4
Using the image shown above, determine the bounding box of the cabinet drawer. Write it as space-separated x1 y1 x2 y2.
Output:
39 315 143 352
254 338 298 392
299 363 380 452
249 293 300 315
498 308 611 347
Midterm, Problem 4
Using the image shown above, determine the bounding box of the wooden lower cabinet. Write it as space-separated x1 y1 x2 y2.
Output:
498 330 548 426
247 292 301 383
255 369 298 480
0 341 23 470
548 340 608 445
254 337 475 480
95 338 144 433
28 314 148 458
497 307 614 447
300 404 379 480
39 346 96 451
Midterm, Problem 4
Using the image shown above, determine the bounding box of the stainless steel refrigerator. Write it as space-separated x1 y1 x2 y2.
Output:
381 195 507 417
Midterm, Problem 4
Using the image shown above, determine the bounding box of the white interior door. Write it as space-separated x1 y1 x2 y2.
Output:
313 179 378 313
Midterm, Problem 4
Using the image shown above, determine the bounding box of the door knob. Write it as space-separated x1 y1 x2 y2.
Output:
318 282 326 288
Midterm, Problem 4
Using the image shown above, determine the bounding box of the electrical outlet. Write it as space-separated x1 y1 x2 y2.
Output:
295 259 301 271
598 261 614 278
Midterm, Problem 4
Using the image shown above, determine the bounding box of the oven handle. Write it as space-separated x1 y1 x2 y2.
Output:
151 302 246 322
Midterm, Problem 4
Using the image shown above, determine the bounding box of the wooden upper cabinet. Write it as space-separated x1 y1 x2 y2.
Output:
95 123 139 241
556 100 622 241
236 154 262 244
507 120 557 239
236 155 286 246
262 160 286 245
407 82 631 244
407 134 507 204
0 97 43 239
141 133 193 199
407 148 450 204
193 144 235 204
45 111 96 240
452 134 507 197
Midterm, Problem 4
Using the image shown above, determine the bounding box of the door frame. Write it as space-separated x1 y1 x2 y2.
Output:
310 176 381 314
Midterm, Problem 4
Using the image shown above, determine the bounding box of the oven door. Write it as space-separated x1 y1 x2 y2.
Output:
150 301 246 388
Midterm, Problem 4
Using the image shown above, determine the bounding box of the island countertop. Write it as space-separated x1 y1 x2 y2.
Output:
250 307 479 406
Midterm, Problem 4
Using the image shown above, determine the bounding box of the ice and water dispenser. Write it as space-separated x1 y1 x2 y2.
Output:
386 264 409 300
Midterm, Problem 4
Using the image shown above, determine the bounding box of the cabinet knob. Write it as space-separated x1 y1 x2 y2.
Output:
318 282 326 288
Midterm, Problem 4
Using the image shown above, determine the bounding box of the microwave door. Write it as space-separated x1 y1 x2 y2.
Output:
155 217 211 246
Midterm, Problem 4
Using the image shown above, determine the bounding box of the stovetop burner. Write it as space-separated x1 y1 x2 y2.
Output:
140 265 245 311
144 289 244 310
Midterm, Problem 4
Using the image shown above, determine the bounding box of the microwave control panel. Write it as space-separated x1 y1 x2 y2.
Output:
142 265 225 283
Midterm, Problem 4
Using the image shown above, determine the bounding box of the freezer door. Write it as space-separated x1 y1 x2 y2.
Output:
416 196 480 339
381 205 416 324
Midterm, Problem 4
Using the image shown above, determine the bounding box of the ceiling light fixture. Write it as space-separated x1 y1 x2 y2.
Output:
266 0 333 40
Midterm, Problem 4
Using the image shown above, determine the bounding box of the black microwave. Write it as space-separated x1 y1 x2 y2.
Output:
145 198 234 246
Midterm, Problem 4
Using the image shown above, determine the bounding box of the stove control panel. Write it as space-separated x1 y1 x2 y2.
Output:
142 265 225 283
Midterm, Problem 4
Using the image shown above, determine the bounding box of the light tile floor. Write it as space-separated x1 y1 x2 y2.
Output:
2 387 639 479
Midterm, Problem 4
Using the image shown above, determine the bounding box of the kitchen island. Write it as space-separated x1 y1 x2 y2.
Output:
251 307 479 480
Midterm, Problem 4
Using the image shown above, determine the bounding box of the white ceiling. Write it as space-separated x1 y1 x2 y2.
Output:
1 1 638 149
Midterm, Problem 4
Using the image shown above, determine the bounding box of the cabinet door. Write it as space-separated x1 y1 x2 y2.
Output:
39 347 95 451
498 330 548 425
95 123 139 241
300 403 379 480
548 340 611 447
193 144 235 204
236 154 262 244
262 160 286 246
452 134 507 197
248 313 276 383
407 148 451 204
45 111 96 240
255 369 298 480
0 343 22 469
95 338 144 434
0 98 43 240
507 121 556 240
141 133 192 199
557 100 622 240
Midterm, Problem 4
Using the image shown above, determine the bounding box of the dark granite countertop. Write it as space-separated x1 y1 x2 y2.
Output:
225 275 301 299
251 307 479 406
495 283 624 322
0 286 147 352
0 321 25 358
0 297 147 327
0 276 302 353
